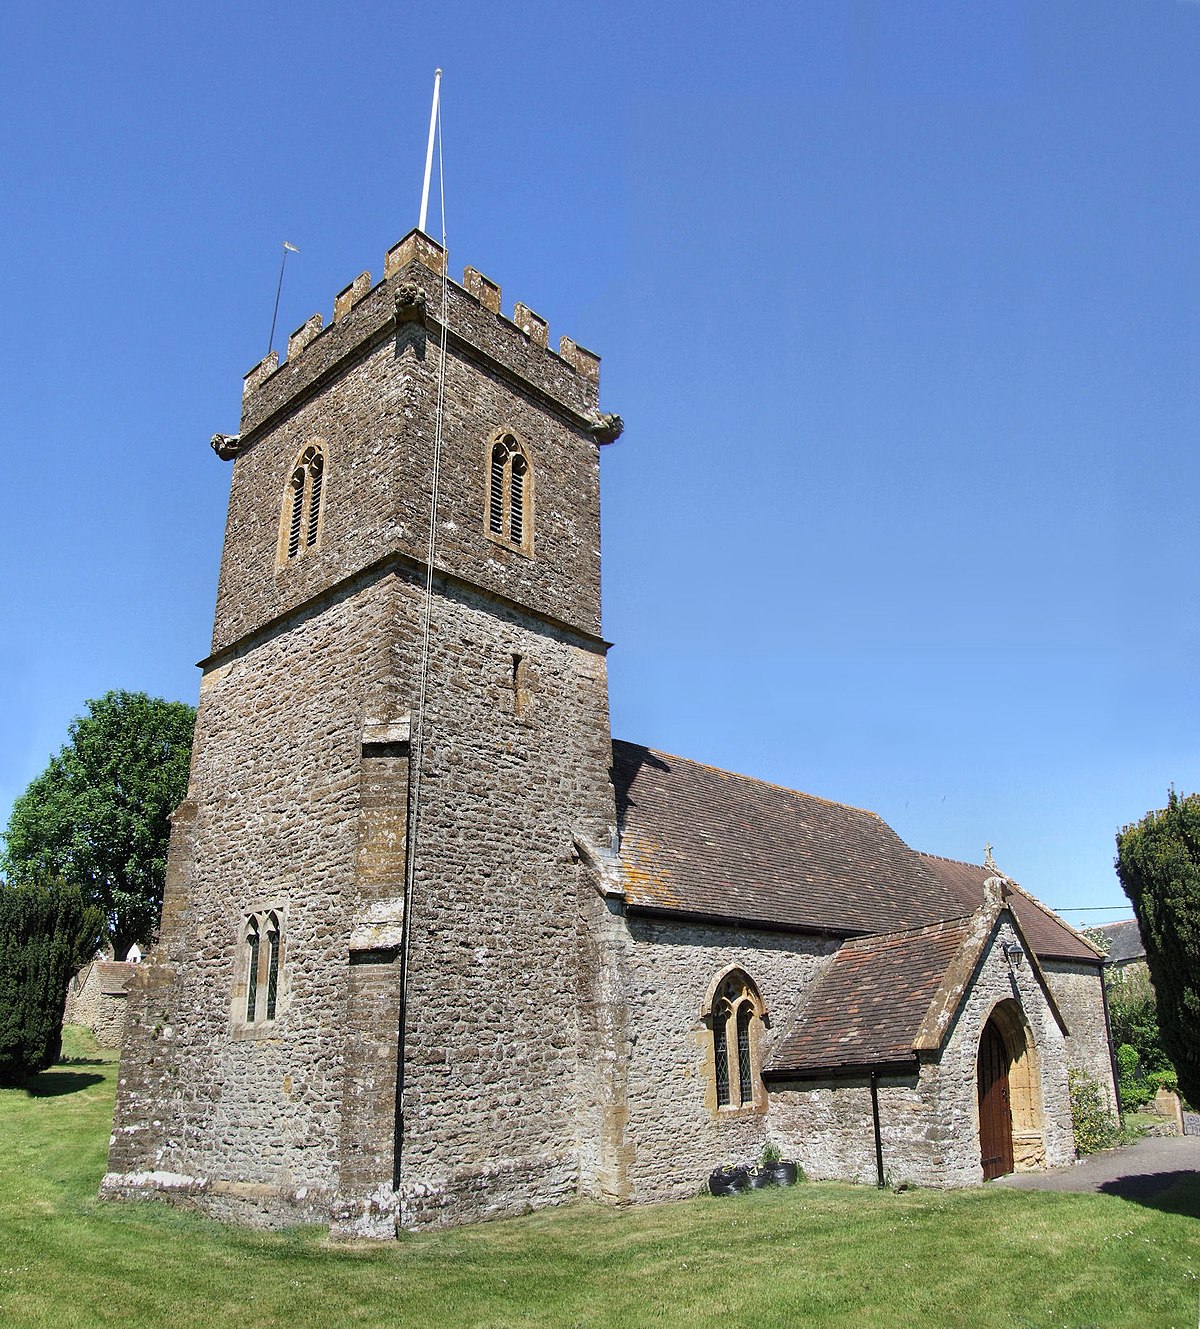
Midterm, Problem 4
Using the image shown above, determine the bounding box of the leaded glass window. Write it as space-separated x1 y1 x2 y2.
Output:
265 914 281 1021
706 969 765 1113
713 1006 731 1107
245 919 260 1022
239 909 284 1028
737 1003 753 1103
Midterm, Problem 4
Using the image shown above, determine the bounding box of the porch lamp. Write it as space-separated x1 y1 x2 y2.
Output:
1002 941 1025 970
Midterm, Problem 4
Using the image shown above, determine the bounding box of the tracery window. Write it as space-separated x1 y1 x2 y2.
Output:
486 433 532 552
704 968 766 1113
238 908 285 1027
280 443 326 561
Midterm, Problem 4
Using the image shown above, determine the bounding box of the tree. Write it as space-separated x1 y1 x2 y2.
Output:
1115 791 1200 1109
0 878 104 1084
1106 962 1170 1074
1 692 195 957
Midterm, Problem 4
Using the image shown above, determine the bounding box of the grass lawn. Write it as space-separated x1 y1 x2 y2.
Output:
1 1029 1197 1328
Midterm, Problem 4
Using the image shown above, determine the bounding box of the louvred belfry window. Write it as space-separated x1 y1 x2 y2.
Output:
486 434 531 552
280 443 327 562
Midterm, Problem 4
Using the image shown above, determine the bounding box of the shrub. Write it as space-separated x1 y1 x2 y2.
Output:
0 879 103 1085
1147 1068 1179 1096
1117 1043 1151 1109
1107 965 1171 1075
1068 1068 1119 1155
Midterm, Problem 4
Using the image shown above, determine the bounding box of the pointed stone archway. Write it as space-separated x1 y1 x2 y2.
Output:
977 998 1046 1179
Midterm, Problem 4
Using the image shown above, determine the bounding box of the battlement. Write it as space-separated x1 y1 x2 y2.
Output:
238 229 606 439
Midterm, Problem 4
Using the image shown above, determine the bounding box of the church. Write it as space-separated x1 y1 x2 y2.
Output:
103 228 1117 1237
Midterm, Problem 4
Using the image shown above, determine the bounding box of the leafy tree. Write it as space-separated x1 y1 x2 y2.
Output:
1106 963 1170 1074
2 692 195 957
0 878 104 1084
1115 791 1200 1109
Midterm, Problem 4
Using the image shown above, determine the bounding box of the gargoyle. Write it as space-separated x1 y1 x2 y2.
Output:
587 412 624 445
210 432 243 461
394 283 427 325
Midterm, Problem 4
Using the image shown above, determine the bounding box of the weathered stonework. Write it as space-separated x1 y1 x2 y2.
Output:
577 907 839 1201
64 960 135 1049
1043 959 1119 1110
106 231 617 1233
768 917 1075 1188
105 226 1117 1234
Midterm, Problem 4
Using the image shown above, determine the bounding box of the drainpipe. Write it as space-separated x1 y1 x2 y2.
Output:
870 1071 885 1188
1098 957 1124 1127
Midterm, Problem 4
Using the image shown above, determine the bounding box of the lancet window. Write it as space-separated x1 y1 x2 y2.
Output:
486 433 532 552
280 444 326 561
239 909 285 1027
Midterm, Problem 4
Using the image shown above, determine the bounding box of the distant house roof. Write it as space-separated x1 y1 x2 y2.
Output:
918 854 1103 965
1093 918 1145 965
765 916 972 1075
611 742 965 936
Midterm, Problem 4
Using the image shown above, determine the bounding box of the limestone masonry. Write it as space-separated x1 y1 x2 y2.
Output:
104 230 1118 1234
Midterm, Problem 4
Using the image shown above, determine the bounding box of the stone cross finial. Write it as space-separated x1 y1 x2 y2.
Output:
983 843 998 872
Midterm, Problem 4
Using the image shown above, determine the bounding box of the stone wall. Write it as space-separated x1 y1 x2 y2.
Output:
213 236 607 655
589 907 839 1202
106 236 618 1233
1042 959 1118 1110
64 961 132 1049
929 915 1074 1179
768 916 1075 1187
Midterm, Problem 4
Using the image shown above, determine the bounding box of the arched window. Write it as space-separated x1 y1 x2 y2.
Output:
244 917 261 1023
280 444 327 562
238 908 285 1027
713 1005 731 1107
265 912 281 1021
486 433 532 552
703 968 766 1113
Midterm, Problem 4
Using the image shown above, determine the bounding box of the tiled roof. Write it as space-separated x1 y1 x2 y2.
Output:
765 917 973 1075
93 960 135 996
614 741 987 936
918 854 1102 964
1093 918 1145 965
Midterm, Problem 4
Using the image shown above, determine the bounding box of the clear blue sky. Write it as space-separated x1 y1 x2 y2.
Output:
3 2 1198 927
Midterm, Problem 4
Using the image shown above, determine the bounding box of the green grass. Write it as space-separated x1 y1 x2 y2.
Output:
2 1029 1197 1328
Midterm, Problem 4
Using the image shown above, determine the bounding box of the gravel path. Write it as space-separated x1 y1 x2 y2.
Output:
991 1134 1200 1200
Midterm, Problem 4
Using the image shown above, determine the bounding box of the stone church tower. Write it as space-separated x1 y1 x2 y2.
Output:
104 230 624 1235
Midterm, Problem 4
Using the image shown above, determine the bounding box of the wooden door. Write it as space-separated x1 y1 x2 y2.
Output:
978 1018 1014 1180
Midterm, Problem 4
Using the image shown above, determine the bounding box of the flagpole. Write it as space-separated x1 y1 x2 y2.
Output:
418 69 443 235
267 241 300 357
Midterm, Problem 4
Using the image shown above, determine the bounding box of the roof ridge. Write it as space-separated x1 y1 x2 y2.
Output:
613 739 885 822
1001 877 1105 957
844 912 975 949
918 850 985 870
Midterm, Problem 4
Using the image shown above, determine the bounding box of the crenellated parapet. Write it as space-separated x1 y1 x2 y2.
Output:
234 229 609 446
